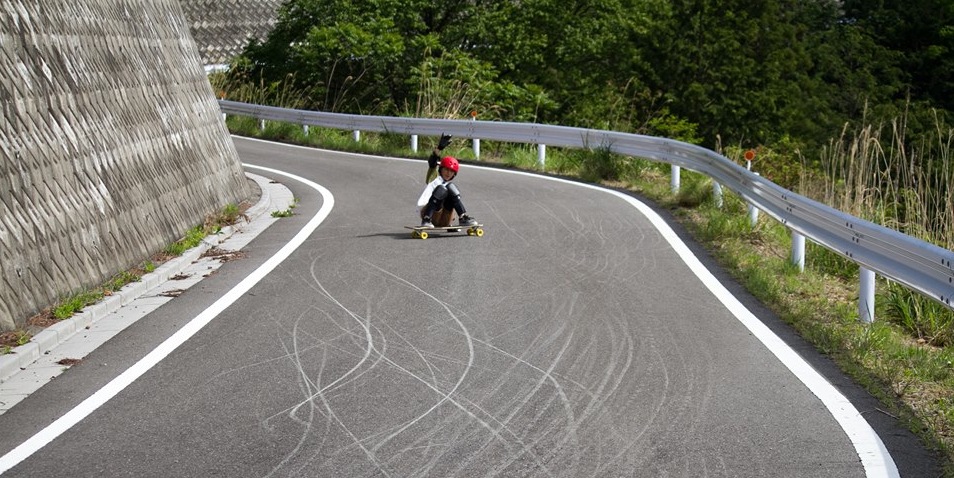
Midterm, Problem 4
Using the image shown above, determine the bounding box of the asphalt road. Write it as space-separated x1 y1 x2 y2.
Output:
0 136 942 477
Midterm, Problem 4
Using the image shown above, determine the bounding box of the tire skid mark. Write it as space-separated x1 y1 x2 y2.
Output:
448 304 581 476
264 313 325 477
263 257 395 477
479 326 581 477
362 261 560 477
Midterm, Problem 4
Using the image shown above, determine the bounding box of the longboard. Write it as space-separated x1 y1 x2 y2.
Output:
404 224 484 239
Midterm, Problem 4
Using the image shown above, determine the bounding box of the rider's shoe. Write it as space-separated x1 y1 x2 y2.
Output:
458 214 478 227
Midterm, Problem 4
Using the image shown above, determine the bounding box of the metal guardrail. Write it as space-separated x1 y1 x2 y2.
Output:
218 100 954 313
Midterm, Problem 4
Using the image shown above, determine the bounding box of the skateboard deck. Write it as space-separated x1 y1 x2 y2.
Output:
404 224 484 239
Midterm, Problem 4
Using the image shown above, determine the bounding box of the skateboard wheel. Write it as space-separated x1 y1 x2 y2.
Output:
466 229 474 236
419 231 428 240
475 228 484 237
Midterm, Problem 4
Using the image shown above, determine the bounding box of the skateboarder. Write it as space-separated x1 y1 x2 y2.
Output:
425 133 454 183
417 155 478 228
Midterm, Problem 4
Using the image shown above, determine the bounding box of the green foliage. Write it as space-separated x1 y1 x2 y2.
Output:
53 290 103 320
676 172 719 209
503 145 543 170
165 226 206 256
206 203 242 233
13 331 30 346
723 136 806 190
578 147 630 183
104 271 140 293
225 0 953 168
806 241 857 281
272 197 299 218
881 281 954 347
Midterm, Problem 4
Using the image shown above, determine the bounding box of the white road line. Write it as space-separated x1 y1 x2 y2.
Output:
482 168 901 478
0 164 334 475
248 140 898 477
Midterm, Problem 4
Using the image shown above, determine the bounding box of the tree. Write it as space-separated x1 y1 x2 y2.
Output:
842 0 954 111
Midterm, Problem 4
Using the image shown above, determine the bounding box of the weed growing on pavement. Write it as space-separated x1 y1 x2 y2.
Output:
271 197 299 218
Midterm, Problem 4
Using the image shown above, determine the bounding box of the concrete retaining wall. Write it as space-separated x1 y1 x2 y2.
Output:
0 0 251 330
180 0 284 66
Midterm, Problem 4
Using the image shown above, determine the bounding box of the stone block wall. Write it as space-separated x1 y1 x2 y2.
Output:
0 0 251 330
180 0 284 66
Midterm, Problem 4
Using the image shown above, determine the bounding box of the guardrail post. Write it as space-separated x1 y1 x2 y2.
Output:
671 165 681 193
791 232 805 272
748 203 759 227
303 125 309 136
712 182 723 208
537 144 546 169
471 113 480 159
353 130 360 142
411 134 418 152
748 172 760 227
859 268 876 323
259 119 265 131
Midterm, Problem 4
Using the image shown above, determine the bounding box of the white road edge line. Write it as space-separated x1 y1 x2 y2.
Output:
579 180 898 478
492 168 900 478
0 164 334 475
251 139 897 477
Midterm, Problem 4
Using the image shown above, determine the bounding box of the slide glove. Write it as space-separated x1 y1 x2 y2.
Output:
437 133 453 150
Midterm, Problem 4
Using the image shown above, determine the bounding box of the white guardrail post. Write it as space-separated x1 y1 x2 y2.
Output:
537 144 546 169
748 172 761 228
791 232 806 272
411 134 418 153
671 165 681 193
216 100 954 319
860 268 876 323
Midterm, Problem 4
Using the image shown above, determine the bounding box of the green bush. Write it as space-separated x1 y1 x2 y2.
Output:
806 242 857 281
881 281 954 347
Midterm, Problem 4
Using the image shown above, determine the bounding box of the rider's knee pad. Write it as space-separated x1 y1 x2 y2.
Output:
431 184 449 200
446 183 461 198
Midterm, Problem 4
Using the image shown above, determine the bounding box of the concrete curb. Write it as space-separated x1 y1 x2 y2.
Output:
0 172 278 383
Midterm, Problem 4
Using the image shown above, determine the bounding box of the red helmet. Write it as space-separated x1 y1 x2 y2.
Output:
439 156 459 173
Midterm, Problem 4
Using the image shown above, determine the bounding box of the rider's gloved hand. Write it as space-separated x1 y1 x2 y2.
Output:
437 133 452 150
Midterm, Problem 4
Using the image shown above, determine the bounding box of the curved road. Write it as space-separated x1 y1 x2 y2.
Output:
0 137 941 477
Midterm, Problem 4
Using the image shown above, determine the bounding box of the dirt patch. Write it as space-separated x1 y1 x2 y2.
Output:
56 358 82 366
26 309 57 329
0 331 24 350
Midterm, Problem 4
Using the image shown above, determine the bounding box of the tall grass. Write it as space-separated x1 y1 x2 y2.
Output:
792 109 954 345
209 71 307 109
801 109 954 250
